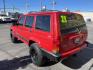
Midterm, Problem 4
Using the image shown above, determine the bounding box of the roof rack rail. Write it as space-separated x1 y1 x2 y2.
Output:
28 10 62 13
41 9 61 12
28 11 38 13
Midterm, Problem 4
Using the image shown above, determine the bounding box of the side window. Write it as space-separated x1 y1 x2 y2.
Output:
36 15 50 32
25 16 34 27
18 15 25 25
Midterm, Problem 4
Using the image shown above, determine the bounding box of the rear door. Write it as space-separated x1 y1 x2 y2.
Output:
34 15 53 51
59 13 87 53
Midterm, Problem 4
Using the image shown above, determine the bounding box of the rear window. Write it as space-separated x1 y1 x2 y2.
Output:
60 14 85 30
60 14 86 35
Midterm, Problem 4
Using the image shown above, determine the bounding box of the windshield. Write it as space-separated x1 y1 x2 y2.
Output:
60 13 87 35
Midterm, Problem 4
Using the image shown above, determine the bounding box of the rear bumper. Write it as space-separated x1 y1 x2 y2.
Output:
41 42 88 62
61 42 88 59
41 48 61 62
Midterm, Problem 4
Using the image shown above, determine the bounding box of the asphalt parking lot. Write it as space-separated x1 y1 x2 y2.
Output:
0 23 93 70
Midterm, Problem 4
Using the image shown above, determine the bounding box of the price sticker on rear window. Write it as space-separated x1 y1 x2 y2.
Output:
60 15 67 23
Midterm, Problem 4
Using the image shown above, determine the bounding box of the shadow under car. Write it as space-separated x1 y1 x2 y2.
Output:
61 42 93 69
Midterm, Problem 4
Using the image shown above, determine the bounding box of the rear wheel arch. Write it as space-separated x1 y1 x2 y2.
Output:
28 40 36 47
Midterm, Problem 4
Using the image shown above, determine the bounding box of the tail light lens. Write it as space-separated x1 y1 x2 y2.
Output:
53 37 60 53
52 46 59 54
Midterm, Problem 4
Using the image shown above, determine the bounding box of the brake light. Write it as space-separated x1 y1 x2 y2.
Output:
52 46 59 54
53 37 60 53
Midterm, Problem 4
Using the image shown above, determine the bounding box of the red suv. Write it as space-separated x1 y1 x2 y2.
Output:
10 11 88 66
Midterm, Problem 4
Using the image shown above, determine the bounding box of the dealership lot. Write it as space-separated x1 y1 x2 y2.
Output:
0 23 93 70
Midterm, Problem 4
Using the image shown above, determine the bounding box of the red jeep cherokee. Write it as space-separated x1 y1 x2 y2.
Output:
10 11 88 66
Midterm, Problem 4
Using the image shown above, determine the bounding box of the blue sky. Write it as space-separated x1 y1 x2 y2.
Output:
0 0 93 13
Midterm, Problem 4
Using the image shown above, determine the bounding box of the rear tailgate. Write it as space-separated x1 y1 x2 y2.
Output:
59 13 87 53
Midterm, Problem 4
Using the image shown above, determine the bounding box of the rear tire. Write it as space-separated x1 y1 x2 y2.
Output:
72 53 78 57
29 43 45 66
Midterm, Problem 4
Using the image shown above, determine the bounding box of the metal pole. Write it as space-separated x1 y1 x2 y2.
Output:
25 0 27 12
41 0 43 11
25 0 29 12
13 6 15 12
53 0 54 10
52 0 56 10
3 0 6 14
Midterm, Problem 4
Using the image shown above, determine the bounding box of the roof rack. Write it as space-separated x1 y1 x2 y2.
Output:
28 11 38 13
28 10 62 13
41 9 61 12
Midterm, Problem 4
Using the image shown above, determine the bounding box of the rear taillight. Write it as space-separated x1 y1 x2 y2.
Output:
53 37 61 53
52 46 59 54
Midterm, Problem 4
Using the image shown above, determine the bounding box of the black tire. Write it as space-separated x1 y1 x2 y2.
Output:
29 43 45 66
10 32 18 43
72 53 78 57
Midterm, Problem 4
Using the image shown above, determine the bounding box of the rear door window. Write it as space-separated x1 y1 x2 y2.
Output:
36 15 50 32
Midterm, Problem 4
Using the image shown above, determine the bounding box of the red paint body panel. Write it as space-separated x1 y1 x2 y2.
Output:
10 11 88 60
